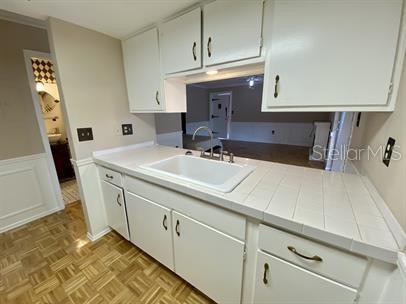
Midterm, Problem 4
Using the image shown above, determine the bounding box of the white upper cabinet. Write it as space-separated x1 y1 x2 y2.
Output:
160 8 202 74
122 28 164 112
262 0 403 111
203 0 264 66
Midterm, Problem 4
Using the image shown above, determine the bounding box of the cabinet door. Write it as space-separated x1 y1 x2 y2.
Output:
126 192 174 270
172 211 244 303
254 251 357 304
101 181 129 240
122 28 163 112
203 0 263 66
160 8 202 74
264 0 402 109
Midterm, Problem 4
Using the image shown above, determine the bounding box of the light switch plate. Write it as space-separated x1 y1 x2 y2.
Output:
77 127 93 142
383 137 395 167
122 124 133 136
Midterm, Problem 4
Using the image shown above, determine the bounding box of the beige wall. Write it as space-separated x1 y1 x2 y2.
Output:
0 20 49 160
47 18 156 160
351 64 406 231
155 113 182 134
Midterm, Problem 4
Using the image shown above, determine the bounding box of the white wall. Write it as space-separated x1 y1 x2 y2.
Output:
47 18 157 239
351 60 406 231
187 121 315 147
48 18 156 161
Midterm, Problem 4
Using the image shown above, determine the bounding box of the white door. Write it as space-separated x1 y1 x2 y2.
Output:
264 0 402 108
203 0 263 66
101 181 129 240
172 211 245 304
209 92 231 139
253 251 358 304
122 28 163 112
160 8 202 74
126 192 174 270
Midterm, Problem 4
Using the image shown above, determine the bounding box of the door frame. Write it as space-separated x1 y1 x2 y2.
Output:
325 112 355 172
209 91 232 139
23 49 65 209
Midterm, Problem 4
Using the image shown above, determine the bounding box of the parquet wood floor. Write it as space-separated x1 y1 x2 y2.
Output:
0 201 215 304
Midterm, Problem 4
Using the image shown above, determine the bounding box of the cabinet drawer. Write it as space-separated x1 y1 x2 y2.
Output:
99 166 122 187
254 250 357 304
258 225 367 288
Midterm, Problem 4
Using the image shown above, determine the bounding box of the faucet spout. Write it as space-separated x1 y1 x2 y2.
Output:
192 126 214 158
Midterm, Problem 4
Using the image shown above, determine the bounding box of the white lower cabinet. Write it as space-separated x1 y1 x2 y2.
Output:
125 192 174 270
100 181 129 240
172 211 245 304
253 250 358 304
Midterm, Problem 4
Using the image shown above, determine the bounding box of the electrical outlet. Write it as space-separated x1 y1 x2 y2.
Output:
383 137 395 167
77 127 93 142
122 124 133 135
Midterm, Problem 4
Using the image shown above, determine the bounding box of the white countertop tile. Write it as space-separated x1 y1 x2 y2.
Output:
93 143 401 264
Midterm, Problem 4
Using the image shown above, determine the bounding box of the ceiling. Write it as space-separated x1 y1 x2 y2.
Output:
191 75 264 89
0 0 200 39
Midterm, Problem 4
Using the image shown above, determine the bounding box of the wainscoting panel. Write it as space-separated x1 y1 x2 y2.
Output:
0 154 64 232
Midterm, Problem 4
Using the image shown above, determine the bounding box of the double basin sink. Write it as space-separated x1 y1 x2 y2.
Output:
140 154 255 193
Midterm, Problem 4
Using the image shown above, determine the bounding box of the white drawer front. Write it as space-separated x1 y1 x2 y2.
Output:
125 176 246 240
259 225 367 288
99 166 122 187
254 250 357 304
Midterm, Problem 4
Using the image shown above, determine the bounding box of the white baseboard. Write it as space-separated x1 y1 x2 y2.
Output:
0 204 64 233
0 153 64 233
87 227 111 242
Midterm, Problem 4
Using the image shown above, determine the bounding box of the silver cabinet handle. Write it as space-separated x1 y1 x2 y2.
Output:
105 174 113 179
116 193 122 206
162 214 168 231
155 90 160 105
288 246 323 262
263 263 269 284
192 41 197 61
207 37 212 58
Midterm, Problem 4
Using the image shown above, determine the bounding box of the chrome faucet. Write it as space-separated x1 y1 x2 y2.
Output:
192 126 214 158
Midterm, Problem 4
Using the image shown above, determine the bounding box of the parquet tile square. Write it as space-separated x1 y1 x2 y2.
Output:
0 201 215 304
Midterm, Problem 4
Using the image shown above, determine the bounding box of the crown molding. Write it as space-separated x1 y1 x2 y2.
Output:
0 9 46 29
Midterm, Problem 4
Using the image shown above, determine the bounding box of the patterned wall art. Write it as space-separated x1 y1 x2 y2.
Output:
31 57 56 83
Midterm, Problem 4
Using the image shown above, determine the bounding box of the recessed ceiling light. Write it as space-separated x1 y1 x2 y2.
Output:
206 70 218 75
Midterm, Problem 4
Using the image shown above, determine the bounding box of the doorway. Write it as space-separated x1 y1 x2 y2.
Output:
209 92 232 139
24 51 80 206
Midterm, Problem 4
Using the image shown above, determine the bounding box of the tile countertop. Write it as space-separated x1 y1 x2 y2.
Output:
93 143 402 264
